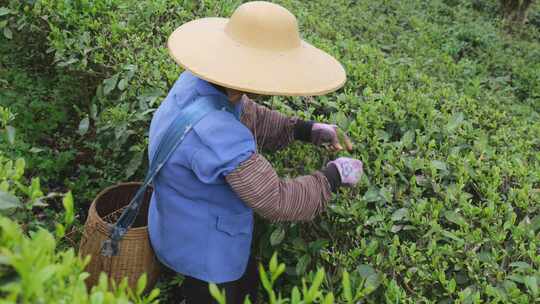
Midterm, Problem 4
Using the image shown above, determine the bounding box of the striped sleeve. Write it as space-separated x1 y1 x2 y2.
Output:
240 95 297 151
225 153 333 222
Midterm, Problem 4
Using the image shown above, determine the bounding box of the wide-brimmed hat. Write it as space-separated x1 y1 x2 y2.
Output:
167 1 346 96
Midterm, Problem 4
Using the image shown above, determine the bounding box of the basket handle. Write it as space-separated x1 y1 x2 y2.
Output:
100 95 229 257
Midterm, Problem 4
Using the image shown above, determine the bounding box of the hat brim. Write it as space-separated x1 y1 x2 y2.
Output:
167 18 346 96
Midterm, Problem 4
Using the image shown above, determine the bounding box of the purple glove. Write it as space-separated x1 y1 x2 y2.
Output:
311 123 352 151
328 157 363 186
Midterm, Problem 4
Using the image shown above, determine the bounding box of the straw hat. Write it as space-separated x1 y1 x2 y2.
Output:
167 1 346 96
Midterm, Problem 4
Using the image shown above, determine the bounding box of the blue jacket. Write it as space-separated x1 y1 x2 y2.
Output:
147 71 256 283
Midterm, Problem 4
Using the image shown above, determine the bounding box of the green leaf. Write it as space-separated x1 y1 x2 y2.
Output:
0 7 11 16
118 78 128 91
400 130 415 148
103 74 119 95
29 147 45 153
390 225 403 233
0 254 9 265
441 230 464 245
307 268 325 298
447 278 456 293
444 210 466 227
291 287 301 303
524 276 538 297
323 292 334 304
446 112 464 133
56 58 78 67
431 160 447 171
125 151 143 179
55 223 65 238
147 288 160 301
509 261 532 270
6 125 15 144
357 264 382 293
78 117 90 136
272 263 285 283
14 158 25 178
529 214 540 232
296 254 311 276
270 227 285 246
357 264 376 279
62 191 74 225
3 26 11 39
259 264 272 293
209 283 226 304
365 272 383 292
0 191 21 210
391 208 409 221
136 273 147 295
362 187 380 202
342 270 352 303
269 252 278 273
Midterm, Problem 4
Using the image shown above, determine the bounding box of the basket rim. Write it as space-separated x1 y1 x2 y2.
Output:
89 182 152 236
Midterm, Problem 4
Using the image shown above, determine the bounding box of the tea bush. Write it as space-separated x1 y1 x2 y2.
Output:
0 150 160 303
1 0 539 303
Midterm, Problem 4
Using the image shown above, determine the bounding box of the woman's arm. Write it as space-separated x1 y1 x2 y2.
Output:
225 153 341 221
240 95 313 152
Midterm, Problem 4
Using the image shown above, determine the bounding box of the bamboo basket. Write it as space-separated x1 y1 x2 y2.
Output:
79 182 161 290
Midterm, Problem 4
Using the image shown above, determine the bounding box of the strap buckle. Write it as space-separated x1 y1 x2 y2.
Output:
100 239 119 257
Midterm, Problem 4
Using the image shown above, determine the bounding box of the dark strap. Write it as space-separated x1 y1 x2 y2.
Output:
101 95 227 257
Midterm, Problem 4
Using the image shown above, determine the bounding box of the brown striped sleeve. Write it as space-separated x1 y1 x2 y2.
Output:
240 95 297 151
225 153 333 222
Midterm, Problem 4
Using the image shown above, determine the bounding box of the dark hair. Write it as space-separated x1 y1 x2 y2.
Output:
210 82 227 95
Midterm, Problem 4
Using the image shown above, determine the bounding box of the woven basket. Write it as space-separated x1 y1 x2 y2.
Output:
79 182 161 290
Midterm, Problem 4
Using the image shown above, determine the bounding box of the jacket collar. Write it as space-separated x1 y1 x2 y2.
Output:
189 72 242 118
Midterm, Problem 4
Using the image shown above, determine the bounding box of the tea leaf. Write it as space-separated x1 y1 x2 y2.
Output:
0 191 21 210
270 227 285 246
103 74 119 95
0 8 11 16
444 210 466 227
6 125 15 144
391 208 409 221
78 117 90 136
446 112 465 133
3 27 12 39
62 191 74 226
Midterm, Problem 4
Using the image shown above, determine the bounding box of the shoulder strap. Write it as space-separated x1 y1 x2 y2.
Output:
101 95 226 257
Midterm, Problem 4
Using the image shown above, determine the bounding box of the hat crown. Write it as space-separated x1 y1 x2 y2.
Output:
225 1 301 51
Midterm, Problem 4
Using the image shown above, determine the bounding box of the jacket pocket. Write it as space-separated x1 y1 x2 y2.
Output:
216 211 253 236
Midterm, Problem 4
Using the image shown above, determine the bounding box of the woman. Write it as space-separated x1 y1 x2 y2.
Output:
148 2 363 303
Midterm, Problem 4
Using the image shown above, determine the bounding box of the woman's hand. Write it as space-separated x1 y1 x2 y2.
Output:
328 157 363 186
311 123 353 152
